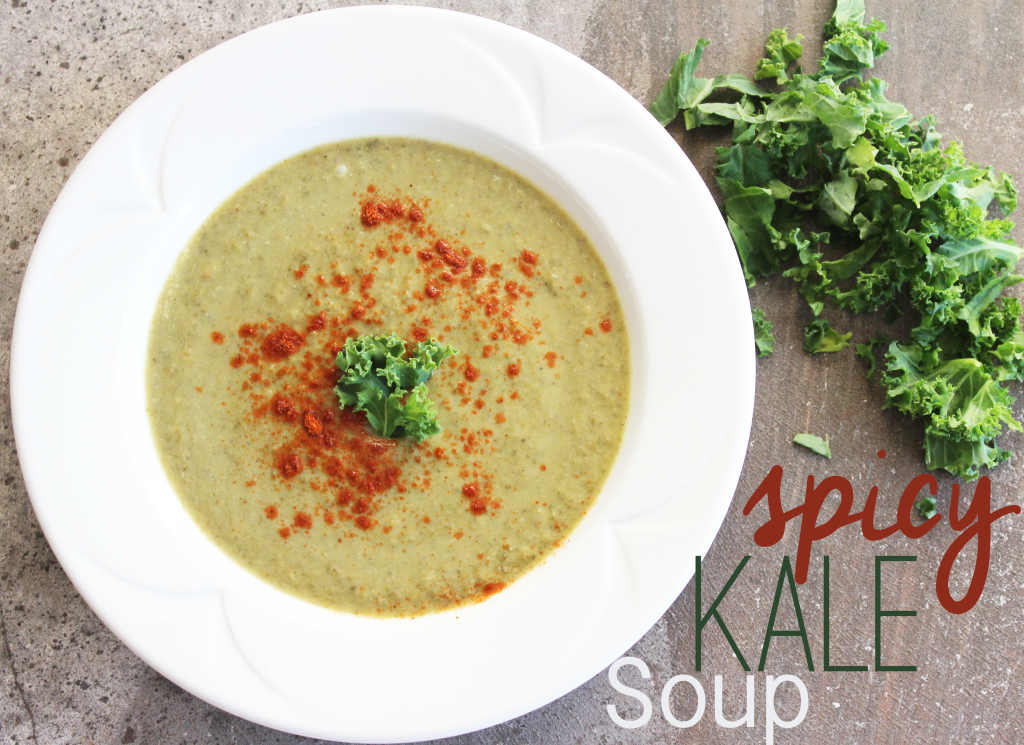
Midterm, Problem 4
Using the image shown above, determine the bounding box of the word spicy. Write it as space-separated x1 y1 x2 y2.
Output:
744 466 1021 613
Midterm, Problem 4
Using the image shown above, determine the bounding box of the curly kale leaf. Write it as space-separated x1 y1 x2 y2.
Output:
755 29 804 85
753 308 775 357
649 0 1021 479
915 495 938 520
804 318 852 354
335 333 457 441
821 0 889 84
794 433 832 458
882 346 1021 478
855 336 890 381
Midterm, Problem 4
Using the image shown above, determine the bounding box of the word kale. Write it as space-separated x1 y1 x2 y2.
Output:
651 0 1022 480
334 334 456 442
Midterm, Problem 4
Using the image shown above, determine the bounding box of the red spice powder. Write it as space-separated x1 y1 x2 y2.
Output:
361 201 390 226
293 512 313 530
507 363 520 377
518 250 538 278
462 483 479 498
360 190 416 228
307 311 327 331
435 239 467 271
469 499 487 515
273 397 299 421
303 410 323 437
279 454 303 478
599 318 613 333
264 505 279 520
210 331 225 344
262 325 305 359
544 352 557 368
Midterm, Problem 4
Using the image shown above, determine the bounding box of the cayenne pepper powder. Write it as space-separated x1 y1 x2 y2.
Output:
279 454 303 478
262 325 305 359
307 311 327 331
361 201 389 226
303 410 323 437
273 397 298 421
435 239 467 271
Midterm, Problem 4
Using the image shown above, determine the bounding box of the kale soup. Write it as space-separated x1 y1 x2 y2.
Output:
147 138 629 617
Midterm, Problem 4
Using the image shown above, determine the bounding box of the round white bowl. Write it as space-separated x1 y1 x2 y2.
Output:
10 6 754 742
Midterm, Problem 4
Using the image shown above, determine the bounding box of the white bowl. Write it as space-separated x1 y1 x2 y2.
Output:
10 6 754 742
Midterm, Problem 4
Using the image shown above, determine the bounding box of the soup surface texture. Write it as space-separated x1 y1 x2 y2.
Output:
147 138 629 616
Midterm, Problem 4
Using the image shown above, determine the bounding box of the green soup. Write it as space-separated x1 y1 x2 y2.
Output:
147 138 629 616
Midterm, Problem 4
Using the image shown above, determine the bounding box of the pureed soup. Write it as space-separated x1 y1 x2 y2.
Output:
147 138 629 616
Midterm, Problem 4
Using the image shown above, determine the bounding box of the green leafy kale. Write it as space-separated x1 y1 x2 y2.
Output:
334 334 457 442
854 336 890 381
794 433 832 458
804 318 852 354
651 0 1021 479
915 495 938 520
753 308 776 357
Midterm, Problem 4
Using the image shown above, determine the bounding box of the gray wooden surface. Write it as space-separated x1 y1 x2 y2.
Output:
3 1 1023 742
